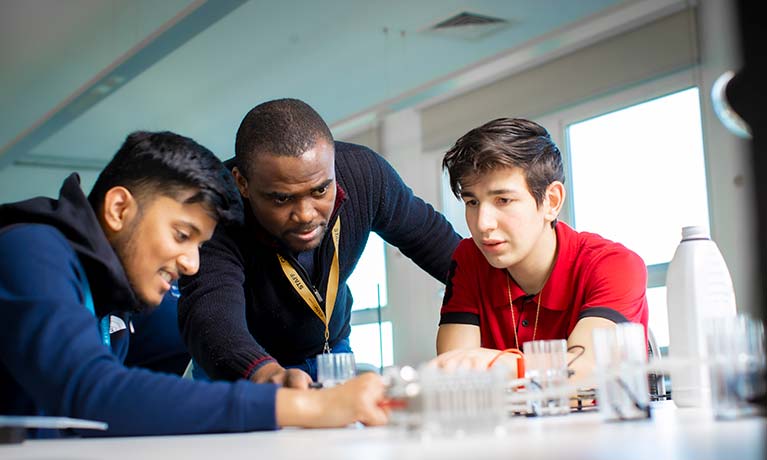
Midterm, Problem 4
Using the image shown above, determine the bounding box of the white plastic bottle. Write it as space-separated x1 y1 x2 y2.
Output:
666 226 737 407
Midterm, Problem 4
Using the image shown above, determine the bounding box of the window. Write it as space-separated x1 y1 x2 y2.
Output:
566 87 709 266
350 321 394 371
347 233 387 311
347 232 393 368
646 286 669 347
561 85 709 351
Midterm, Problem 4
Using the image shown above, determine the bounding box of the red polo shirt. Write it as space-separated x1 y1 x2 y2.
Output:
440 222 649 349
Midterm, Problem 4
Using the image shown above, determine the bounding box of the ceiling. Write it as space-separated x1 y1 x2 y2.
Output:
0 0 633 201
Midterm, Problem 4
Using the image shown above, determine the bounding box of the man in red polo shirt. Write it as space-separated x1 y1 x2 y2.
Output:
433 117 648 383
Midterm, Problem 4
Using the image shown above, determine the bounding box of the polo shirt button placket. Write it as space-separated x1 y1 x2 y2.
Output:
521 319 529 327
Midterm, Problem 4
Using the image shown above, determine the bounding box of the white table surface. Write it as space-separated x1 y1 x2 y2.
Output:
2 403 764 460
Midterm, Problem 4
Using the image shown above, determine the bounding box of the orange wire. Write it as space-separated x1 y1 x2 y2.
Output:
487 348 525 378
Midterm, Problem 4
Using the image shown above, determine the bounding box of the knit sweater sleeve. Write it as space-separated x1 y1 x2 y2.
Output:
344 144 460 283
178 224 275 381
0 225 278 436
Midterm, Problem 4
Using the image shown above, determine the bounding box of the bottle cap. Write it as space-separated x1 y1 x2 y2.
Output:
681 226 710 241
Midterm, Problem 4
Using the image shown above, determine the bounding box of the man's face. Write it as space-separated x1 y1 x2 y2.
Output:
461 166 555 270
112 191 216 308
235 139 336 253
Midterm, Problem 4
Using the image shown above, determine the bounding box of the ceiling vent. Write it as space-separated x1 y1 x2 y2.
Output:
424 11 509 40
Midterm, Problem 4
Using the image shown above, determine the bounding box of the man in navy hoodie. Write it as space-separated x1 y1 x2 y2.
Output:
0 131 387 437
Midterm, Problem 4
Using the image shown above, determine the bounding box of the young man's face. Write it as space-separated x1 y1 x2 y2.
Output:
112 191 216 307
461 166 555 270
234 139 337 253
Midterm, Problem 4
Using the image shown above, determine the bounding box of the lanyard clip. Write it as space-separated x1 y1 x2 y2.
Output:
323 329 331 354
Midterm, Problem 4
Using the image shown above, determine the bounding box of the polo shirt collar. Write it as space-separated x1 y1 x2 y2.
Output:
507 222 577 311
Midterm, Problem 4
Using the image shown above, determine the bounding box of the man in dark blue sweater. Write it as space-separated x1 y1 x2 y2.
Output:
179 99 461 388
0 131 387 437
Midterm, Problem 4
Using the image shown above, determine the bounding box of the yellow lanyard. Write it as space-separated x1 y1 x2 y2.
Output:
277 218 341 354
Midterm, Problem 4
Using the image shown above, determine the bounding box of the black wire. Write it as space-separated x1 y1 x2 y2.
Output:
567 345 585 367
613 377 652 420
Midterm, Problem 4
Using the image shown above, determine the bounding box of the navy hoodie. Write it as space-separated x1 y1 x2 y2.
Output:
0 174 278 437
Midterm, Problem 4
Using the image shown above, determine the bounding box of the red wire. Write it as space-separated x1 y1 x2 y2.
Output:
487 348 525 378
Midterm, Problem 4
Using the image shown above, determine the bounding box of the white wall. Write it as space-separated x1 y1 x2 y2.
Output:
0 164 99 203
379 109 447 366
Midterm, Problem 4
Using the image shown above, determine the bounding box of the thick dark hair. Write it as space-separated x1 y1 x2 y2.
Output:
234 98 333 177
88 131 243 225
442 117 564 206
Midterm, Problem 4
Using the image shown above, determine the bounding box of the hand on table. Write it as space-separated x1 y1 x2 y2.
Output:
320 373 389 427
252 362 312 389
276 372 389 428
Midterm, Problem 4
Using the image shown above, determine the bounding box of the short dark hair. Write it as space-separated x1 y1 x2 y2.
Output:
442 118 564 206
234 98 333 177
88 131 243 225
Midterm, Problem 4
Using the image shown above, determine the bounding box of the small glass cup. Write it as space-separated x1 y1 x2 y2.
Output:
592 323 651 421
705 314 766 420
523 339 570 416
316 352 356 388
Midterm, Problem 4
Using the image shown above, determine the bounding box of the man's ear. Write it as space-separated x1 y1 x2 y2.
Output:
544 181 565 223
232 167 249 198
101 186 137 233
